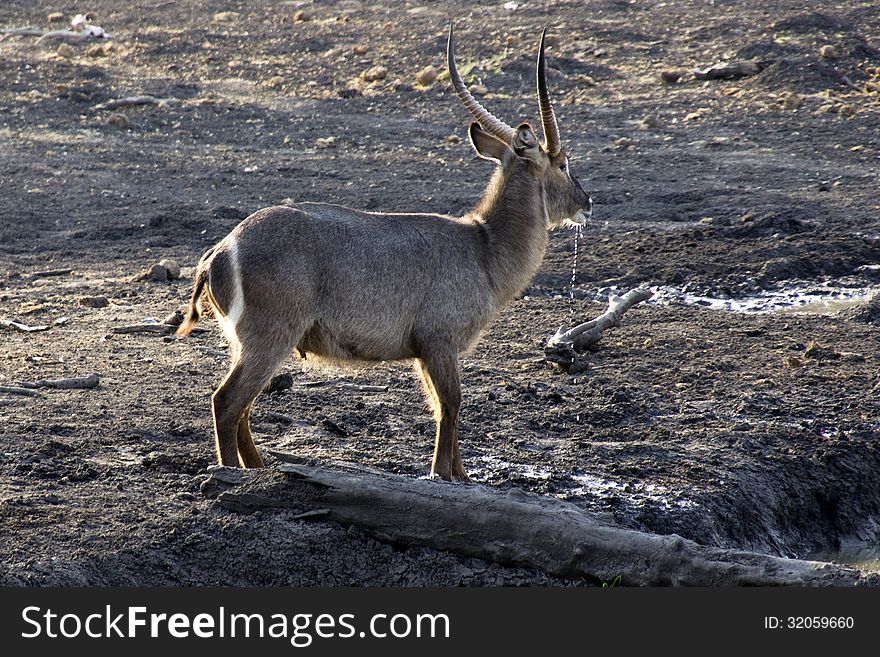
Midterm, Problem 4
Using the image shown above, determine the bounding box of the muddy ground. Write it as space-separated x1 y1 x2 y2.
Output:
1 0 879 585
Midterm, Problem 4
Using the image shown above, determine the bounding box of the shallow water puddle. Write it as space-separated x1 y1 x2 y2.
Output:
473 456 695 510
648 283 878 315
804 545 880 573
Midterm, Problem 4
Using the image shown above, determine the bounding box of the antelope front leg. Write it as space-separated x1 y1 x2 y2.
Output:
416 350 470 482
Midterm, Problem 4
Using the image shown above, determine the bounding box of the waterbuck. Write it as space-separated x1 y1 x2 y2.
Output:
176 26 592 481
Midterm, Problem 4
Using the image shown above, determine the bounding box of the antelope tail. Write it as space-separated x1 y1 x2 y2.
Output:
176 252 211 337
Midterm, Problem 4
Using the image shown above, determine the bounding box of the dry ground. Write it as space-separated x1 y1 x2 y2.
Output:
1 0 879 584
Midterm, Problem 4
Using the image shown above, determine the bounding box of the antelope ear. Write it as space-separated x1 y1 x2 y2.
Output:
512 123 543 165
469 122 511 163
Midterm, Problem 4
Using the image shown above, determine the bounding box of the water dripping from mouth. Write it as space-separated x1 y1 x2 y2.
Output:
569 224 582 317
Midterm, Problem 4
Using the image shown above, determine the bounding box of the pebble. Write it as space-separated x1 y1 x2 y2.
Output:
213 11 240 23
416 65 438 86
55 43 76 59
139 258 181 282
78 295 109 308
361 65 388 82
106 113 129 129
47 12 65 23
660 70 682 84
819 45 838 59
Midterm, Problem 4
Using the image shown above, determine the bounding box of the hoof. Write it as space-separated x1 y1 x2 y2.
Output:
429 467 472 483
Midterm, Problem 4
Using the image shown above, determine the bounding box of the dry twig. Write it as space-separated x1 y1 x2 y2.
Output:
94 96 179 111
693 60 767 80
1 319 50 332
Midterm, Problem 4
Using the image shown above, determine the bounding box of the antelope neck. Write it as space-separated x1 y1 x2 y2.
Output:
474 163 549 305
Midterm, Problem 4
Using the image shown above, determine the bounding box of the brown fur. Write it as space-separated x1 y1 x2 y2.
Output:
177 41 592 481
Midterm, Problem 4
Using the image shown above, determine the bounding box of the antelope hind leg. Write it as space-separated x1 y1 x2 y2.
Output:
416 350 470 482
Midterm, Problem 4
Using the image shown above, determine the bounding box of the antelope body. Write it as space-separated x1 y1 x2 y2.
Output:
177 26 592 481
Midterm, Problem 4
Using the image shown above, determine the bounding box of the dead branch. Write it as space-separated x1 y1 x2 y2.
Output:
94 96 180 111
841 75 865 93
37 29 109 44
0 28 44 42
14 373 100 390
693 60 767 80
1 319 50 332
3 14 109 44
549 287 653 350
202 465 865 586
545 288 652 374
112 323 175 335
0 385 42 397
31 268 73 278
114 323 204 335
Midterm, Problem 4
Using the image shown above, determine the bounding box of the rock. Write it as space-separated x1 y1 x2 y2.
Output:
315 136 336 148
137 258 181 282
352 44 369 56
162 309 185 327
86 43 110 57
55 43 76 59
78 295 109 308
469 83 489 95
660 70 682 84
264 75 286 89
684 109 708 121
637 115 660 130
264 372 294 394
781 93 804 110
819 45 838 59
47 12 65 23
292 10 311 22
416 65 438 86
803 341 839 362
213 11 240 23
158 258 181 279
106 113 129 129
361 65 388 82
445 134 461 144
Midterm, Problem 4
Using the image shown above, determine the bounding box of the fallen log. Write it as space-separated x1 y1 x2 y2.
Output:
203 464 868 586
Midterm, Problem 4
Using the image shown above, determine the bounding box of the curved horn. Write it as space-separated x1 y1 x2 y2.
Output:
537 28 562 156
447 23 515 144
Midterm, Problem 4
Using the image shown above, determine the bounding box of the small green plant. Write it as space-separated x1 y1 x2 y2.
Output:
438 54 504 83
602 575 622 588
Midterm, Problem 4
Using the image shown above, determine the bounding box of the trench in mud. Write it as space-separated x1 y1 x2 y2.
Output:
560 275 880 572
804 546 880 573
